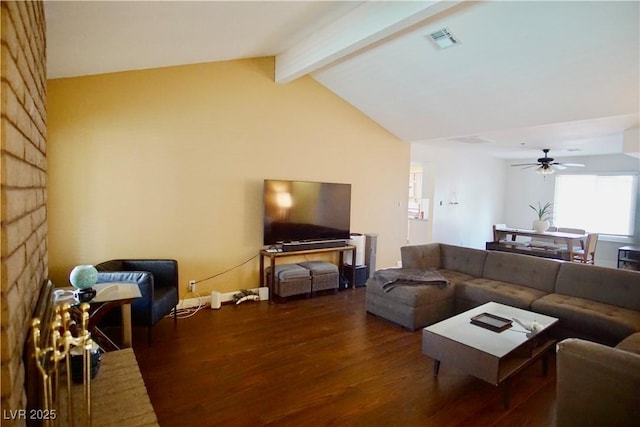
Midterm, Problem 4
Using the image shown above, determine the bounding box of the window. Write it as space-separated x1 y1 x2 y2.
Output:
554 174 638 236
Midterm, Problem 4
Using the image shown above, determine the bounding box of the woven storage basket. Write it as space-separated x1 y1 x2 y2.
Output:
266 264 311 298
298 261 339 292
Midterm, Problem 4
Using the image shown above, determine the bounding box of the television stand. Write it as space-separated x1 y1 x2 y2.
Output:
259 245 357 292
281 239 347 252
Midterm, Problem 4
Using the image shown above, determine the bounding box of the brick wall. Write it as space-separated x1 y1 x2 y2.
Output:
1 1 48 424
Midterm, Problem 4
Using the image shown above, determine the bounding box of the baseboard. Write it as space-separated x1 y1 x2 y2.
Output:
212 287 269 309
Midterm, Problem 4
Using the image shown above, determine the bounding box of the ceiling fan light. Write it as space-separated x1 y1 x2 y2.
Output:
536 165 554 175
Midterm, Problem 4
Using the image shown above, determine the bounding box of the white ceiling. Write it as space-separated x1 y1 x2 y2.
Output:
45 1 640 161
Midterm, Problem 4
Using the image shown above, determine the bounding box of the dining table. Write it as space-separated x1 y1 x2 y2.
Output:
489 226 588 261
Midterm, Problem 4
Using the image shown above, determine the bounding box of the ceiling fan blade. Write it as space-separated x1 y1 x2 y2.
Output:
557 163 585 167
513 150 585 171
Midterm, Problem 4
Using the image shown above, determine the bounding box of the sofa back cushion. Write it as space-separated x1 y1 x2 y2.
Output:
95 260 124 272
440 244 487 277
122 259 179 290
401 244 442 269
483 251 560 293
555 263 640 311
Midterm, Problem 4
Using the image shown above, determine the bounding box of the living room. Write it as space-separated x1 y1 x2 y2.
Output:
1 1 638 425
43 0 640 296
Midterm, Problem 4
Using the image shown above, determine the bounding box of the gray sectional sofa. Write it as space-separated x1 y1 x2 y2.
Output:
366 243 640 342
365 242 640 424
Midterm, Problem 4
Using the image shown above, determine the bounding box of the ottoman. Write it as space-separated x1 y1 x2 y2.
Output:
298 261 339 293
266 264 311 298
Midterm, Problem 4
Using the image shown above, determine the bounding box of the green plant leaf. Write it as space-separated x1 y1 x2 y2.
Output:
529 201 553 221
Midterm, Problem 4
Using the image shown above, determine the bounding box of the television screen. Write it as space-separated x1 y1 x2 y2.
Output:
263 179 351 245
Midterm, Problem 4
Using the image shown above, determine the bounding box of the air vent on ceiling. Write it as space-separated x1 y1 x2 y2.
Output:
427 27 460 49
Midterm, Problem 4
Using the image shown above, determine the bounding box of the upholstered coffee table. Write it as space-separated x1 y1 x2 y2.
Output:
422 301 559 408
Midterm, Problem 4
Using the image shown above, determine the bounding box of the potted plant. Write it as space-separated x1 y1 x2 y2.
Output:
529 201 553 232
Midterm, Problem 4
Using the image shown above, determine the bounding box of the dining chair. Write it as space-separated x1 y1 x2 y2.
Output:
572 233 598 264
557 227 586 234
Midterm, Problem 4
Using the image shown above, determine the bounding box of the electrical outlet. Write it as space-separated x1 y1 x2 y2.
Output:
188 280 196 292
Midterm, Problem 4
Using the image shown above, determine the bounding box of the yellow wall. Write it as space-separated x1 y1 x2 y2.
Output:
47 57 409 295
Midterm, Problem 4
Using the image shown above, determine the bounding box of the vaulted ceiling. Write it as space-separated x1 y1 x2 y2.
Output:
45 1 639 160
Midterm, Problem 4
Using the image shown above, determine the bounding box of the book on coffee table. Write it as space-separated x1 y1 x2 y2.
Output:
470 312 512 332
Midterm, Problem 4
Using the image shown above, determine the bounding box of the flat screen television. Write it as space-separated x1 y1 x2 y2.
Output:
263 179 351 245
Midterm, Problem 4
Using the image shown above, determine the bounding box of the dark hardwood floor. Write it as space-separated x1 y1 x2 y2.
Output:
131 288 557 426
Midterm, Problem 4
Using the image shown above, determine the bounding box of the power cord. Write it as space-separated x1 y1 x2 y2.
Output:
170 290 205 319
170 253 260 318
193 253 259 285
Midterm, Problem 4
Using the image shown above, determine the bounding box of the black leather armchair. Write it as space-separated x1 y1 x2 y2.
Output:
95 259 179 345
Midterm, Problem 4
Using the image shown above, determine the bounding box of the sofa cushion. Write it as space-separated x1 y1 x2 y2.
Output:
483 251 560 293
554 263 640 311
438 270 476 287
440 244 487 277
95 260 125 272
532 293 640 346
616 332 640 355
456 277 548 310
366 268 456 307
401 244 442 269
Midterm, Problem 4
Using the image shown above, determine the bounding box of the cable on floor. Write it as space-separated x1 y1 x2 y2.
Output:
170 290 206 319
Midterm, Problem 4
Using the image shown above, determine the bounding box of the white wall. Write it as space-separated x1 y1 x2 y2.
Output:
411 143 506 249
505 153 640 267
410 144 639 268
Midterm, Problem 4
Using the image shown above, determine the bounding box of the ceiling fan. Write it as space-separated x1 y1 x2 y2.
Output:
511 149 585 175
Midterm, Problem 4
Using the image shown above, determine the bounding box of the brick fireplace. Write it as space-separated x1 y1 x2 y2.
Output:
1 2 48 425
